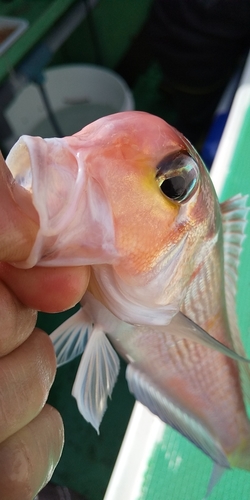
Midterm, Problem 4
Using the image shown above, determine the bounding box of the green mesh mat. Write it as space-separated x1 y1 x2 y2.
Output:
137 105 250 500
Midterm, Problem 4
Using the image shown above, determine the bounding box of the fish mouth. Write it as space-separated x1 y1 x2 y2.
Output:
6 135 119 268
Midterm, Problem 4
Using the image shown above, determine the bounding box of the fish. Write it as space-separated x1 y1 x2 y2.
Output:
5 111 250 496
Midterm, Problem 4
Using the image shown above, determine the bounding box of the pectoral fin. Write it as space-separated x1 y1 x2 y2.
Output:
126 363 229 468
168 312 250 364
203 463 226 500
72 325 120 432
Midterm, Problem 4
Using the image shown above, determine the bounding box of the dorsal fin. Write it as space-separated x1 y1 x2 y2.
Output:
220 194 250 401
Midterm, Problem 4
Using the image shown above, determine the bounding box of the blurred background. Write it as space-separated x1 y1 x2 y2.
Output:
1 1 250 499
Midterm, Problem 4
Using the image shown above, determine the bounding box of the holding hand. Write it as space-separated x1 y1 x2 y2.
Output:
0 154 90 499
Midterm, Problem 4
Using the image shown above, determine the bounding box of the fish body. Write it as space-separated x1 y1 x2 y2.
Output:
6 111 250 493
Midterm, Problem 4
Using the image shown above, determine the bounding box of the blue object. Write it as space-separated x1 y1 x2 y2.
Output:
17 43 53 84
201 112 229 170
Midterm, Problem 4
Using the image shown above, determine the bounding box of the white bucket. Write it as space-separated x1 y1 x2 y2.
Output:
5 64 134 139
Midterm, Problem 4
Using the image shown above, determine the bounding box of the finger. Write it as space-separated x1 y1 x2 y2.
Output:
0 263 90 312
0 279 37 357
0 329 56 443
0 153 38 262
0 404 64 500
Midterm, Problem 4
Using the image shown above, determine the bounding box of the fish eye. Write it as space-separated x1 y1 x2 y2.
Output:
155 151 200 203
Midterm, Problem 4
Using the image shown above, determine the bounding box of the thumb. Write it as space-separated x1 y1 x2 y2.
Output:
0 152 39 262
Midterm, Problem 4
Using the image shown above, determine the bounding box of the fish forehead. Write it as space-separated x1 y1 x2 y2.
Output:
73 111 181 158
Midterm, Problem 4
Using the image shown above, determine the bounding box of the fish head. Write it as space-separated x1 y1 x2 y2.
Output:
6 111 222 324
75 112 222 322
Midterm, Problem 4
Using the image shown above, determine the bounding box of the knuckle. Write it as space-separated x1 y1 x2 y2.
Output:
0 280 37 357
0 406 64 500
0 330 56 442
0 434 35 500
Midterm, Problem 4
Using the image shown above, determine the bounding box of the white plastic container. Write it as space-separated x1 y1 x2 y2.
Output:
5 64 134 139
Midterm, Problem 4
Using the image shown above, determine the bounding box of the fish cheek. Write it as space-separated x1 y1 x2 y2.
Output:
113 204 180 278
93 151 180 276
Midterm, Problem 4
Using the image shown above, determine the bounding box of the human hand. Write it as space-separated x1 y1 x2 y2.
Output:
0 153 90 499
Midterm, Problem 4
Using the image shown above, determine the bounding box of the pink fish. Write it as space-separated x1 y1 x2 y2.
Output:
6 111 250 496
